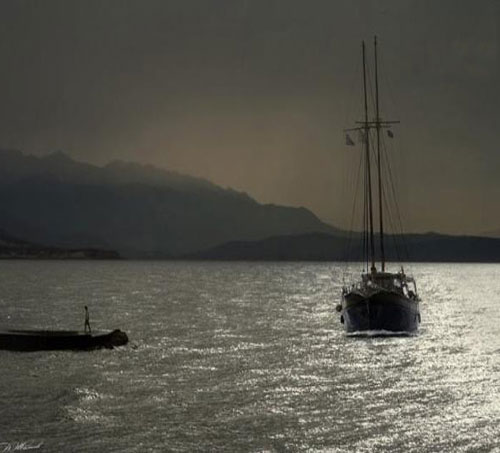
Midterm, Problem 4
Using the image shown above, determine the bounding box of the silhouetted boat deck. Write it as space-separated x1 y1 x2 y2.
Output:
0 329 128 351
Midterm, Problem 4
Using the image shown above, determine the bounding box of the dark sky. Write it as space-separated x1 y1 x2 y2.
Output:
0 0 498 235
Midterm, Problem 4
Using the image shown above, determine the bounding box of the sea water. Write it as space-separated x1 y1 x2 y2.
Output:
0 261 499 452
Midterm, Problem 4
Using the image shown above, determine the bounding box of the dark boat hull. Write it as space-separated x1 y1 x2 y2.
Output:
342 290 420 334
0 329 128 351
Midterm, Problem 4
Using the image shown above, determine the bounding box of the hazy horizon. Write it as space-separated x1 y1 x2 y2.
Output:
1 0 498 236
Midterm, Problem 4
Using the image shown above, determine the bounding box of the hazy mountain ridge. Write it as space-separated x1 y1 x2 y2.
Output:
482 229 500 238
0 149 240 195
0 150 339 256
0 228 119 259
187 232 500 262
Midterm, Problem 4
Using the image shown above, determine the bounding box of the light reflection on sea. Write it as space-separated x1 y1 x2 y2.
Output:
0 261 499 452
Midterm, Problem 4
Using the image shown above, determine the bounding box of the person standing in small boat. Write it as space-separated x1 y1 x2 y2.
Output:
84 306 91 334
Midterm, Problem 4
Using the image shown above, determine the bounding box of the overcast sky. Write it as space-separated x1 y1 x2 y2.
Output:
0 0 498 235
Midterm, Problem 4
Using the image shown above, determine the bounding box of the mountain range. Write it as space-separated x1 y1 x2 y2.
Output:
187 232 500 262
0 228 119 259
0 149 338 257
2 149 500 261
482 229 500 238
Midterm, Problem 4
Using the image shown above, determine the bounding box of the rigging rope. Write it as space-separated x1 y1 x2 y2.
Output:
382 134 411 261
342 147 364 266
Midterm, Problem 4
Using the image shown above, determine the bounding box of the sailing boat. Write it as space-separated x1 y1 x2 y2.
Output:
338 37 420 334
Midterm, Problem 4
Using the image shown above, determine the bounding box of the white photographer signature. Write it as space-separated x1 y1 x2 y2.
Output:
0 441 43 452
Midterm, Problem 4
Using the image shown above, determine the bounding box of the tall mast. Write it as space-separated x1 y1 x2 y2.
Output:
362 41 376 273
374 36 385 272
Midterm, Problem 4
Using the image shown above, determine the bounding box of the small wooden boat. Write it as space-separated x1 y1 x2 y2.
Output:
0 328 128 351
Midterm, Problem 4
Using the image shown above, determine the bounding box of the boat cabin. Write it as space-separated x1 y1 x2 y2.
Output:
362 271 418 299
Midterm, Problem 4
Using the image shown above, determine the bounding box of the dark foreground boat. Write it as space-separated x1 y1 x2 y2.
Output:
0 329 128 351
341 271 420 335
338 37 421 335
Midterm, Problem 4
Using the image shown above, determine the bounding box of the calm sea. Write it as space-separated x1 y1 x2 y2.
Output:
0 261 499 452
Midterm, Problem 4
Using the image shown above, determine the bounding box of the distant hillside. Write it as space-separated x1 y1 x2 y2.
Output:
187 232 500 262
0 229 120 259
0 149 340 256
482 229 500 238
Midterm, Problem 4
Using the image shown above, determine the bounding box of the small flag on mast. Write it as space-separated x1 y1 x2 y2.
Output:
387 130 394 138
345 133 355 146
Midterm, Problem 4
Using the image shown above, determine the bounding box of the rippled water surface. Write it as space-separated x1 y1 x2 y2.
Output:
1 261 499 452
